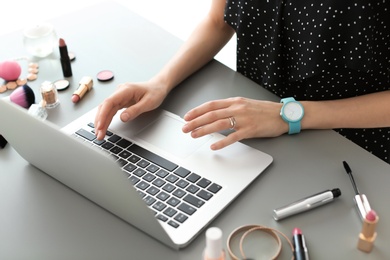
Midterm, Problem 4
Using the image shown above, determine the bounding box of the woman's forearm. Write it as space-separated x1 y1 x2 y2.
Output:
302 90 390 130
150 0 234 93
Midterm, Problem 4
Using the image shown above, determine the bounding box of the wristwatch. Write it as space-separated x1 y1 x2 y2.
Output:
280 97 304 134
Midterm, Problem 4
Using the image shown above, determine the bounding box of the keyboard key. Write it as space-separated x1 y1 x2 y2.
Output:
108 134 121 143
174 167 191 178
173 188 186 198
133 168 146 177
136 181 150 190
129 176 140 185
93 139 105 145
143 173 156 182
123 163 137 173
76 128 96 141
183 194 205 208
128 144 178 171
176 179 189 189
168 220 179 228
157 191 170 201
156 169 169 178
138 190 146 198
166 197 180 207
153 201 167 211
174 213 188 223
197 178 211 188
178 203 196 215
146 186 160 196
207 183 222 193
163 207 177 217
146 164 159 173
117 158 128 167
168 220 180 228
143 195 156 206
117 138 132 148
186 184 200 194
137 159 150 168
101 142 114 150
162 183 176 193
166 174 179 183
197 190 213 201
152 178 166 187
118 150 131 159
128 154 141 164
110 146 123 154
157 214 168 222
186 173 201 183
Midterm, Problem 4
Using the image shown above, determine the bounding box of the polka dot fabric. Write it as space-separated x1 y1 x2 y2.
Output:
224 0 390 163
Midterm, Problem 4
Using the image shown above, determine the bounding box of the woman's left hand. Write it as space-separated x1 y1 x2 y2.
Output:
182 97 288 150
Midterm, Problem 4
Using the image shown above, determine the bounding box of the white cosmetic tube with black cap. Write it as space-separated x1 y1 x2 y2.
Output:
273 188 341 221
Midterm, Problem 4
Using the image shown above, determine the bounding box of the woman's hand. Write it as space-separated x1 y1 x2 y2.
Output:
182 97 288 150
94 80 168 140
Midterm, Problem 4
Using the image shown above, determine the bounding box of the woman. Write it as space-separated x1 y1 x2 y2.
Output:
94 0 390 163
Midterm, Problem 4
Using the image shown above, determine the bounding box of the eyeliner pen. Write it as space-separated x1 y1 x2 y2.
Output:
342 161 371 220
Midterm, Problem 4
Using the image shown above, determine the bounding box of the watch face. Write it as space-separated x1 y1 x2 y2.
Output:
283 102 303 121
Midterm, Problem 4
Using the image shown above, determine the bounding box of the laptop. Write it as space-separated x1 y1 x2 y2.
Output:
0 97 273 249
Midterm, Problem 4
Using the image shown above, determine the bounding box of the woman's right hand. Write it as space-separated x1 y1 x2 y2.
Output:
94 80 168 140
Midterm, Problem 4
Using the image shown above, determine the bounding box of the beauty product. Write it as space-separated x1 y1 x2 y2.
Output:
54 79 70 91
23 23 57 58
342 161 372 221
357 210 378 253
72 76 93 103
203 227 225 260
0 60 21 81
59 38 72 77
273 188 341 221
292 228 309 260
97 70 114 82
28 100 48 120
9 84 35 108
40 81 59 109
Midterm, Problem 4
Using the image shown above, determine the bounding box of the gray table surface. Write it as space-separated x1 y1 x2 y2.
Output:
1 2 389 259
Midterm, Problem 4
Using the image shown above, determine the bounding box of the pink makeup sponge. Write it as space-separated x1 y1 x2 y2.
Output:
10 84 35 109
0 60 22 81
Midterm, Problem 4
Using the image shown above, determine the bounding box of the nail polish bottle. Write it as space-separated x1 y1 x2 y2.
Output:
203 227 225 260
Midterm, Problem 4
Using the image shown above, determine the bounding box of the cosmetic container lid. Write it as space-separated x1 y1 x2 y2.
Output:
205 227 223 259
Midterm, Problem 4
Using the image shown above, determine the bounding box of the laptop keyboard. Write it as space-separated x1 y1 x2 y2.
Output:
72 123 222 229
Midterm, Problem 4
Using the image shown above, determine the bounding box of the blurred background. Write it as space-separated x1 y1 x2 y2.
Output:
0 0 236 70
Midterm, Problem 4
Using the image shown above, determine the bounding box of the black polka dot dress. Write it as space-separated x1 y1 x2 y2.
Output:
224 0 390 163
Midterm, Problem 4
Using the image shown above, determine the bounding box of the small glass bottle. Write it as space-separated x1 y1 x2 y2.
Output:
28 99 48 120
40 81 59 109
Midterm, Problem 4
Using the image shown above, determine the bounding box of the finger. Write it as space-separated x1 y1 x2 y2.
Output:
183 108 234 133
210 131 242 150
183 99 232 121
94 101 120 140
187 117 233 138
119 92 162 122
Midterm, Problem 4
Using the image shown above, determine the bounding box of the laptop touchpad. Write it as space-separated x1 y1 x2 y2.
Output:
135 114 212 158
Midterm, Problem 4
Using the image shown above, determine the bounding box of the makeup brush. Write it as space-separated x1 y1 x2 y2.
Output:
1 84 36 149
9 84 35 109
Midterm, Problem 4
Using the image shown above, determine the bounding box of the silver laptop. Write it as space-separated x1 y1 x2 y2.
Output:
0 98 273 249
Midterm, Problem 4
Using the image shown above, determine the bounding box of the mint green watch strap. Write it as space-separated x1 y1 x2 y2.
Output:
280 97 304 135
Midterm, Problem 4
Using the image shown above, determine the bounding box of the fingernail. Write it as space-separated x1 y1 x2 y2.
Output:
121 112 130 122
